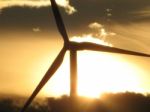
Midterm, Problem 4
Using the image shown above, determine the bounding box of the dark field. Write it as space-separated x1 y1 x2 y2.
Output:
0 92 150 112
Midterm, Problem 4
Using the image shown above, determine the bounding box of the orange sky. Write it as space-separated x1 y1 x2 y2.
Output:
0 32 150 98
0 0 150 98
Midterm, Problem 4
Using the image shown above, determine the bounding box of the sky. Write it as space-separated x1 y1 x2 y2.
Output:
0 0 150 98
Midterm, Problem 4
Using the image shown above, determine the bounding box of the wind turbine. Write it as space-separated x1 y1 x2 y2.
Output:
20 0 150 112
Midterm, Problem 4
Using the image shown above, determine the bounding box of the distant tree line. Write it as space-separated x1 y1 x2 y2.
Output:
0 92 150 112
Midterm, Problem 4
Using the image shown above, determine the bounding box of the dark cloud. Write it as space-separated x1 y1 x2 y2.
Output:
0 6 54 33
70 0 150 22
0 0 149 35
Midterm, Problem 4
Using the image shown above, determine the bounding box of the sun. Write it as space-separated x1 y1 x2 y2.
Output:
77 51 141 98
40 36 143 98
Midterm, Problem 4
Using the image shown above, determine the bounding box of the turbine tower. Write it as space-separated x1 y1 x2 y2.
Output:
20 0 150 112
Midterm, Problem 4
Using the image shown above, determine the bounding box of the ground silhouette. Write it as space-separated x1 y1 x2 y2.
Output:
0 92 150 112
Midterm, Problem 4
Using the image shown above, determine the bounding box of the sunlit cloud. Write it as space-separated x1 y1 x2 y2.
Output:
70 22 116 47
0 0 76 14
33 27 41 32
70 34 113 47
88 22 103 29
88 22 116 40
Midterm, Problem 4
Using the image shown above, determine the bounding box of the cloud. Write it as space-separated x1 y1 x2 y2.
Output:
0 0 149 36
0 0 76 14
56 0 76 14
70 34 113 47
0 1 149 54
33 27 41 32
88 22 103 29
70 0 150 23
88 22 116 40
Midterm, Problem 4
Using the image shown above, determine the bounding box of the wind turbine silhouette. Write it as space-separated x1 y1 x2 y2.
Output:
21 0 150 112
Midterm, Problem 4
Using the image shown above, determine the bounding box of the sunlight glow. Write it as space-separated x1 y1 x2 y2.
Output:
70 35 142 98
29 50 70 97
37 35 144 98
77 52 142 98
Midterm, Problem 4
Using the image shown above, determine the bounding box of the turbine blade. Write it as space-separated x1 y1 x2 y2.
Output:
20 47 66 112
76 42 150 57
50 0 69 43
